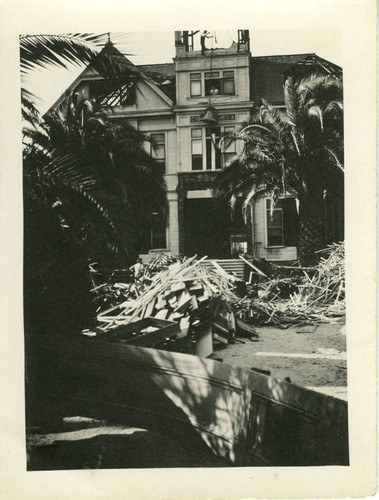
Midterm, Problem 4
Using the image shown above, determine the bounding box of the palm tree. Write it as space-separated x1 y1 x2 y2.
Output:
20 34 142 123
215 73 344 266
21 34 159 335
27 94 167 261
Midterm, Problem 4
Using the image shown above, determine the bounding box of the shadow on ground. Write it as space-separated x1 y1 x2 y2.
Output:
27 419 228 470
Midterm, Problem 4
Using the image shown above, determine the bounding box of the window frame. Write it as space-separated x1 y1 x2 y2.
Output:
221 126 236 167
149 132 166 174
266 199 284 247
189 70 235 98
150 209 167 250
191 128 203 170
265 197 298 248
190 73 202 97
205 70 235 96
205 127 221 170
191 125 237 171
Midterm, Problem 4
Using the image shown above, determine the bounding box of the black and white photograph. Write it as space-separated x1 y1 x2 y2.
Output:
0 1 377 498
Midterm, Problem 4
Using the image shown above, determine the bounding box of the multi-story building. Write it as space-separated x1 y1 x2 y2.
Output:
48 30 343 262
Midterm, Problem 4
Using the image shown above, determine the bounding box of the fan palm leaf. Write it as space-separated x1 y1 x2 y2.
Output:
20 33 141 80
215 72 343 264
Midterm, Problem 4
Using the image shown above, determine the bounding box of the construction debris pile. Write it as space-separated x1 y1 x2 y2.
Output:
86 242 345 350
239 242 345 325
88 254 240 353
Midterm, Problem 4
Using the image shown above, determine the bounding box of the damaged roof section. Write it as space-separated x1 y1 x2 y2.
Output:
45 39 342 116
250 53 342 106
137 63 176 103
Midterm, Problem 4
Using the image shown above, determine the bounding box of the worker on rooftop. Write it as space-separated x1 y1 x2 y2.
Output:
200 30 213 55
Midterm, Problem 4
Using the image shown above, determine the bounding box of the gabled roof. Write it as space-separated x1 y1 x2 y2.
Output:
136 63 175 102
45 42 173 115
251 53 342 105
286 54 342 78
45 43 342 116
137 63 175 79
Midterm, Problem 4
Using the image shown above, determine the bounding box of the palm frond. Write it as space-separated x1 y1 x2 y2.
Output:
20 34 103 76
20 34 144 88
21 88 41 127
307 105 324 131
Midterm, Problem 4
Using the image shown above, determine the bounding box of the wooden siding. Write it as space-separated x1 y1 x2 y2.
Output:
166 130 177 175
177 127 191 172
167 191 180 254
136 81 171 110
253 198 298 261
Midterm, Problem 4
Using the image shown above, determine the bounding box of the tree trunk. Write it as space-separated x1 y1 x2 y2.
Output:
298 196 326 266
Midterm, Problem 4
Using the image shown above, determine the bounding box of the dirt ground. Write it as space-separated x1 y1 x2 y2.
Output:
217 318 347 400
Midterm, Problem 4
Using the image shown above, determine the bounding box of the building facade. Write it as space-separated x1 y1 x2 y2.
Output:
49 30 343 262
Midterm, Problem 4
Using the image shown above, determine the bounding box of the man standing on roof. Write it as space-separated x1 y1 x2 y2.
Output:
200 31 212 55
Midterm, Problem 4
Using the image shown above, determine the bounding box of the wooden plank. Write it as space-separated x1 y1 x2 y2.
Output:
175 288 192 312
235 317 259 338
239 254 267 277
144 298 156 318
155 308 169 320
171 281 186 293
155 295 167 310
168 296 178 308
189 282 203 292
27 336 349 467
179 316 190 339
191 295 198 311
213 332 228 345
168 311 183 322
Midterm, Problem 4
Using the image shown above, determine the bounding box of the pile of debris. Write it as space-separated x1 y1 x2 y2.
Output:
86 243 345 347
241 242 345 325
88 255 241 351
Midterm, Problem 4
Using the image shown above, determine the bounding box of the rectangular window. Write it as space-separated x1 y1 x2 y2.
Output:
190 73 202 96
206 127 221 170
222 126 236 167
204 71 220 96
205 70 235 96
151 210 167 249
191 126 234 171
230 235 248 256
191 128 203 170
266 198 298 247
222 71 235 95
150 133 166 175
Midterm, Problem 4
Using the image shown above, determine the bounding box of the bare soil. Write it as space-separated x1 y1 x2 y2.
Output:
218 318 347 400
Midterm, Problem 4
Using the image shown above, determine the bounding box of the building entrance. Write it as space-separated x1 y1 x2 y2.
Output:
183 198 231 258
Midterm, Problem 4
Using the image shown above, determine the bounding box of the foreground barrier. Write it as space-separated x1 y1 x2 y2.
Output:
25 335 349 466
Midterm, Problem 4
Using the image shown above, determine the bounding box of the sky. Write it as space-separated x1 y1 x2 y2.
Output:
24 29 342 114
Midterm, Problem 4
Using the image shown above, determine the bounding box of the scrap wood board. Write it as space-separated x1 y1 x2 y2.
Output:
27 335 349 467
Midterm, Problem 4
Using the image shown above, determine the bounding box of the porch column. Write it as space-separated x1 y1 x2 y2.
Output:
167 191 180 255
